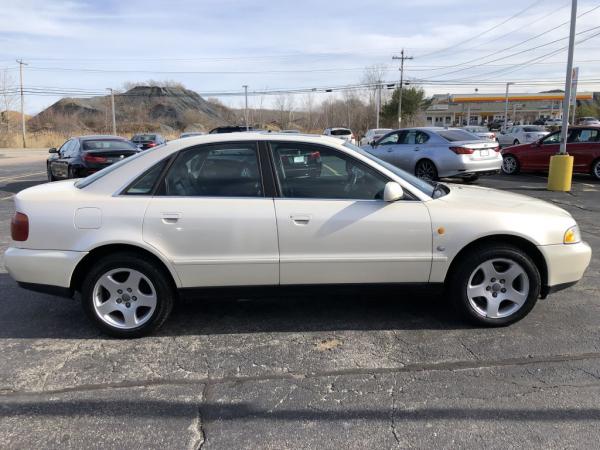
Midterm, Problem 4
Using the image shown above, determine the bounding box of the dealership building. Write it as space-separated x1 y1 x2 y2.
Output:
424 91 594 126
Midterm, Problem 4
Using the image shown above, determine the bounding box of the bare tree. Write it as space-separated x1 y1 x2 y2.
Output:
0 70 17 133
361 64 388 129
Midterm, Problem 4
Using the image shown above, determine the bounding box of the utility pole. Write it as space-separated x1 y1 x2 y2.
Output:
375 82 381 128
107 88 116 135
242 85 249 130
392 49 413 129
570 67 579 125
16 59 27 148
503 82 514 132
547 0 577 192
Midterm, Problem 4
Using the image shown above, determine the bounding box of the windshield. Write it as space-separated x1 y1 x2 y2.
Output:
82 139 137 151
132 134 156 141
437 130 480 142
75 144 163 189
343 142 435 197
330 129 352 136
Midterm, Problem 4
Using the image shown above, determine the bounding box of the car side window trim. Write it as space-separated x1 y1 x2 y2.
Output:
154 141 266 198
266 141 416 201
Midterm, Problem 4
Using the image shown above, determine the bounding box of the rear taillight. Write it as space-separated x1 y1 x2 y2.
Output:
493 145 500 152
449 146 474 155
309 151 321 160
146 142 157 148
11 212 29 241
490 133 496 139
83 153 108 163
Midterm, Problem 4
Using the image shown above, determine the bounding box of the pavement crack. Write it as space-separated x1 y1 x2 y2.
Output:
389 377 401 447
459 341 479 360
187 384 207 450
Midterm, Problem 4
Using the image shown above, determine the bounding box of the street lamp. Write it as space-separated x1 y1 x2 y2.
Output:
503 82 514 132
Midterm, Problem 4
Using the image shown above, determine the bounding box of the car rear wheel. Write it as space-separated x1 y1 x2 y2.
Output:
513 139 520 145
415 159 438 181
502 154 520 175
81 253 174 338
448 245 540 326
591 159 600 180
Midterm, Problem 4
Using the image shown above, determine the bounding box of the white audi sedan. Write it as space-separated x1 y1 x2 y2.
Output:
5 133 591 337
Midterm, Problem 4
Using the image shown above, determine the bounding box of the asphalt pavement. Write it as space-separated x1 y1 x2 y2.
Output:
0 149 599 449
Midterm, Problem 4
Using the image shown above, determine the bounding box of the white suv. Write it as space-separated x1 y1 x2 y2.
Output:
323 127 356 145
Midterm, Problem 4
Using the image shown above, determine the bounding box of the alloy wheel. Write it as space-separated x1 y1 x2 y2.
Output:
416 160 437 180
92 268 157 329
502 155 518 174
466 258 530 319
593 160 600 180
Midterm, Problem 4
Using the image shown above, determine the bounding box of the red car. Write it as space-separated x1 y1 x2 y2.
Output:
501 126 600 180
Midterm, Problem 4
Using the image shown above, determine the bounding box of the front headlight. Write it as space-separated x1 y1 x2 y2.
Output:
564 225 581 244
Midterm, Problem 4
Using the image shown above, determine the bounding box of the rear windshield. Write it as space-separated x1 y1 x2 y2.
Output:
330 129 352 136
75 145 162 189
436 130 479 142
133 134 156 141
82 139 137 150
522 126 545 132
465 127 487 132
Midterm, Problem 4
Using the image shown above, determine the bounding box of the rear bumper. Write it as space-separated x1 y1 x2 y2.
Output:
441 155 503 177
4 247 87 292
538 241 592 290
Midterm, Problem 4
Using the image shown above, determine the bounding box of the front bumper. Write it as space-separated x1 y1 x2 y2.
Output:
4 247 87 293
538 241 592 290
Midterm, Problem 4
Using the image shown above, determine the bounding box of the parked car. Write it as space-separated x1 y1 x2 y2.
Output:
131 133 166 149
544 118 563 127
501 126 600 180
47 135 139 181
533 118 547 126
209 125 254 133
323 127 356 145
462 126 497 142
179 131 205 138
6 133 590 337
365 127 501 181
578 117 600 126
360 128 393 146
489 120 512 131
497 125 549 147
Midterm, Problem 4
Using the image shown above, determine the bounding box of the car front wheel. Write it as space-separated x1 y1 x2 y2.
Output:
81 253 174 338
591 159 600 180
448 245 541 326
513 139 520 145
502 154 520 175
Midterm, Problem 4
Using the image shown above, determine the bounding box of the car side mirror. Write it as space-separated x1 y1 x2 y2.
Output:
370 140 377 147
383 182 404 202
48 147 58 153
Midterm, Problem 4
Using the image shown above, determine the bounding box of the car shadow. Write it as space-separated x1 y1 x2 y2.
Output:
1 179 48 193
0 273 467 340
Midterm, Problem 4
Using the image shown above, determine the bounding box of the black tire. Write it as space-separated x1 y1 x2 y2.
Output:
461 175 479 184
47 164 56 182
81 252 175 338
447 245 541 327
68 166 76 179
591 159 600 180
501 154 520 175
415 159 438 181
513 139 520 145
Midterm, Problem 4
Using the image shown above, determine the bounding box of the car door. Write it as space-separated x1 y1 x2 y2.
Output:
50 139 74 179
567 128 599 173
368 131 403 164
142 141 279 288
520 131 560 171
269 141 432 285
498 127 512 146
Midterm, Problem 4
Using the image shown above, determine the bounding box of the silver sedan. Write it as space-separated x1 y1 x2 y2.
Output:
364 127 502 181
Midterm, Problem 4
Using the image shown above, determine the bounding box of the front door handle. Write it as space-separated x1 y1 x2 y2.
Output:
290 214 311 225
414 147 420 151
161 212 181 224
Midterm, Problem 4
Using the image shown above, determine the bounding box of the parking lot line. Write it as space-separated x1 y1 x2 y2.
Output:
0 171 46 184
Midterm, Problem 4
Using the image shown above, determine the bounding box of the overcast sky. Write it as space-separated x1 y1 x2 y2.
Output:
1 0 600 113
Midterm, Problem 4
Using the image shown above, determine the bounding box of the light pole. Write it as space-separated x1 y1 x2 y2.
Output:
242 85 249 131
107 88 116 135
503 82 514 132
16 59 27 148
547 0 577 192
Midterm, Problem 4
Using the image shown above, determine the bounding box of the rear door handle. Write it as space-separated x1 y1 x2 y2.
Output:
290 214 311 225
161 212 181 223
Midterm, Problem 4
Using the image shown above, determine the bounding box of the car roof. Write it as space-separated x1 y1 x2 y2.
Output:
166 131 347 147
77 135 128 141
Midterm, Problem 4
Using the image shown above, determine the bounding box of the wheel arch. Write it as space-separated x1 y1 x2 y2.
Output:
70 243 180 293
444 234 548 289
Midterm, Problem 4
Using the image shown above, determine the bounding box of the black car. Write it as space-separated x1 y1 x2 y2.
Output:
47 135 139 181
131 133 167 149
209 125 255 134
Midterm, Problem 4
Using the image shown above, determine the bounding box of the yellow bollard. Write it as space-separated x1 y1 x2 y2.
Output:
547 154 574 192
